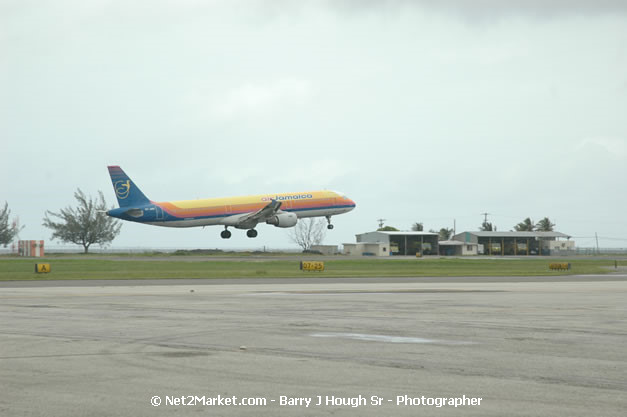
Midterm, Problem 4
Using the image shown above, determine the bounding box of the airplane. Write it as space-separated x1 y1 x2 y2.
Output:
105 166 356 238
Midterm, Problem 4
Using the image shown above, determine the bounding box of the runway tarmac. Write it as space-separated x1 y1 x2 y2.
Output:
1 275 626 416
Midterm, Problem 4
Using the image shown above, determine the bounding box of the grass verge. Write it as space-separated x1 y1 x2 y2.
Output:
1 258 625 281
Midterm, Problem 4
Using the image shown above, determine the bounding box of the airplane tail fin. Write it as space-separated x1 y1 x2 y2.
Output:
107 166 151 207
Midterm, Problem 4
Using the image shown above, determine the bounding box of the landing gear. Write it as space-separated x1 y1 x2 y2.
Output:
246 229 258 238
326 215 334 230
220 228 232 239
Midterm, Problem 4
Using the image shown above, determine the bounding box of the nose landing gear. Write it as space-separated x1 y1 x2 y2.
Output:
326 215 334 230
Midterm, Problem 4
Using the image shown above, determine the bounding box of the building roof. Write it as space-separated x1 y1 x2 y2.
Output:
359 231 438 236
457 231 571 239
439 240 478 246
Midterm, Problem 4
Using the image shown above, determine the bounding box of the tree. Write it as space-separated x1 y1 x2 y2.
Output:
514 217 535 231
429 227 453 241
480 221 493 231
536 217 555 231
411 222 424 231
289 217 326 252
377 226 399 231
0 202 23 247
438 227 453 241
43 189 122 253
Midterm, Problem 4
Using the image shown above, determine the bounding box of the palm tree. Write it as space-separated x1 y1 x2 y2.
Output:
411 222 423 231
536 217 555 231
514 217 535 231
480 221 493 231
438 227 453 241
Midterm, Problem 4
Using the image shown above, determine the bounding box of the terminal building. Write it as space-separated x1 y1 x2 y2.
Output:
343 231 439 256
451 231 574 256
342 230 574 256
438 240 480 256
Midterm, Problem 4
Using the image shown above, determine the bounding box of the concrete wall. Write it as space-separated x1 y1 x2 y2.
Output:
439 243 478 256
342 243 389 256
453 232 479 244
356 232 390 244
461 244 478 256
311 245 340 255
548 240 575 251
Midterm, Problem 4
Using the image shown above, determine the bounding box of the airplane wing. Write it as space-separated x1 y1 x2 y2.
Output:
227 199 282 229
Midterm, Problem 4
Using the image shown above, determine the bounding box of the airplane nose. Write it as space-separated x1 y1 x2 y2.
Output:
348 198 356 209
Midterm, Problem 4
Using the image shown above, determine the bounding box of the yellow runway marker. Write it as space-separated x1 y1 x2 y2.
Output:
35 264 51 273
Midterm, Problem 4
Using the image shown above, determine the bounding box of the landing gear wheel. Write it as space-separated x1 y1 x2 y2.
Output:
326 215 334 230
220 230 232 239
246 229 258 238
327 224 334 230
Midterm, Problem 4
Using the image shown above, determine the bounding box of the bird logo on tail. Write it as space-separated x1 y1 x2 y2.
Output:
114 180 131 199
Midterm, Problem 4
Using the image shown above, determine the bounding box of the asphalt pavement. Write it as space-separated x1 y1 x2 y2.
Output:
1 275 626 416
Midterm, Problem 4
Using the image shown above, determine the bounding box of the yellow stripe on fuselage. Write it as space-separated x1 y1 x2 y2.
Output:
160 191 340 210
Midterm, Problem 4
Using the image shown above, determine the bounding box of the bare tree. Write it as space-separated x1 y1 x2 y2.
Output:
289 218 326 252
0 202 23 247
43 189 122 253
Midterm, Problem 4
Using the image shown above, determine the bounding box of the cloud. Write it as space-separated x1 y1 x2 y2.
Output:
330 0 627 20
211 78 314 120
264 158 357 187
576 136 627 159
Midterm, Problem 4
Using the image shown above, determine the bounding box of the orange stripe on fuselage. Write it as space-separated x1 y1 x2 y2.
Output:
156 191 343 219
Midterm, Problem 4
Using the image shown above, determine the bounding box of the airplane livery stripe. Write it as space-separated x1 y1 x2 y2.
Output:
154 198 354 220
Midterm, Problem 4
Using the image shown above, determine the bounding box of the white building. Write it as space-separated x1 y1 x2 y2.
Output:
438 240 479 256
452 231 573 255
310 245 341 255
342 242 389 256
344 231 439 256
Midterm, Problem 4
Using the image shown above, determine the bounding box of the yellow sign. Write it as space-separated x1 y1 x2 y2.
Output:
300 261 324 272
549 263 570 271
35 263 51 273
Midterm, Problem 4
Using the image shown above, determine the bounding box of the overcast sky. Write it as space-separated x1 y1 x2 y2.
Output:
2 0 627 250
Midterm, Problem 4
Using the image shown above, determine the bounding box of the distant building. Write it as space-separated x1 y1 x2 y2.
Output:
345 231 439 256
342 242 389 257
438 240 479 256
311 245 340 255
18 240 45 257
452 231 573 256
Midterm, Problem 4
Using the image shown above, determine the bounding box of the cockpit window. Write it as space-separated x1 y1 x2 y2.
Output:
331 190 347 198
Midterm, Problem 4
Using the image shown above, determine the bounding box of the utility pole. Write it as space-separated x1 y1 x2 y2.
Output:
377 218 386 229
595 232 599 255
480 212 491 231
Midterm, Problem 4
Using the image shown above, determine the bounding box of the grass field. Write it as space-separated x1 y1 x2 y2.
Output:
1 257 625 281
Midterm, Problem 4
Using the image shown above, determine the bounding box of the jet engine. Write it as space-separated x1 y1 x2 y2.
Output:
266 212 298 228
